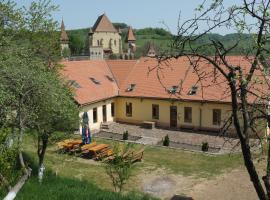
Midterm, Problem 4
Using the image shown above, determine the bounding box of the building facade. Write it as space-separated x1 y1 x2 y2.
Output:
61 57 268 136
89 14 122 60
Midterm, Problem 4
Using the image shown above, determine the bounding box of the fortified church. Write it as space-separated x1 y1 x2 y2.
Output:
60 14 137 60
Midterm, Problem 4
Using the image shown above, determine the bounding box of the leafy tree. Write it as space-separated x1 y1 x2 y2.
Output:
69 33 84 55
162 0 270 199
0 0 79 183
104 143 134 193
62 47 70 58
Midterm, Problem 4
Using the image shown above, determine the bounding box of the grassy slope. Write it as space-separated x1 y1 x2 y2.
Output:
14 133 243 199
67 26 256 57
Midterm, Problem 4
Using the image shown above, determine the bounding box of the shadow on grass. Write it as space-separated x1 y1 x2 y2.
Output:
16 171 158 200
16 153 158 200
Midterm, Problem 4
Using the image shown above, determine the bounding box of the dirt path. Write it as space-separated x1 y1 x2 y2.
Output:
140 167 260 200
189 167 258 200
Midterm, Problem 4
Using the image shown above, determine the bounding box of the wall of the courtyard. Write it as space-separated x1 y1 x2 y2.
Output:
80 98 115 132
115 97 267 136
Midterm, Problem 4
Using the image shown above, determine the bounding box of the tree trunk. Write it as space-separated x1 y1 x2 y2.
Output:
3 168 31 200
37 134 48 182
230 81 267 200
262 120 270 199
18 127 28 176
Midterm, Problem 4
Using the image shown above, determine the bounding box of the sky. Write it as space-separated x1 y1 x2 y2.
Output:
15 0 241 34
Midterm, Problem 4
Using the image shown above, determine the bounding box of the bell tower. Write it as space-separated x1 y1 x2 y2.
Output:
126 26 136 59
60 19 70 57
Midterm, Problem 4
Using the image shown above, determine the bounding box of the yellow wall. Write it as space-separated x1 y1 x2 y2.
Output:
80 98 115 132
91 32 121 54
80 96 268 136
115 97 233 131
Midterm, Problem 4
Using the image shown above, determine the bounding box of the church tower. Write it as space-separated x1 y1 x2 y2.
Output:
89 14 122 60
126 26 136 59
60 19 70 57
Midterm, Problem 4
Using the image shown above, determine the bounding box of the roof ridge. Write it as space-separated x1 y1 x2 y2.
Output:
120 59 140 87
105 61 120 91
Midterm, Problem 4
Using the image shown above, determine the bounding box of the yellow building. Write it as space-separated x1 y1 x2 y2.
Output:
61 57 268 136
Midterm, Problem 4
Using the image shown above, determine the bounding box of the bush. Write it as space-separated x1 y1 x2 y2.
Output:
123 131 128 140
0 128 20 194
49 131 70 144
163 134 170 146
202 142 209 152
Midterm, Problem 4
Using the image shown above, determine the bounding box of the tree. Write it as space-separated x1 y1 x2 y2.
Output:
157 1 270 199
104 143 134 193
62 47 71 58
33 71 78 181
0 0 78 183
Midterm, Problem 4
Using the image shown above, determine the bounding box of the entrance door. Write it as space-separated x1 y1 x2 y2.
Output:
170 106 177 128
102 105 107 122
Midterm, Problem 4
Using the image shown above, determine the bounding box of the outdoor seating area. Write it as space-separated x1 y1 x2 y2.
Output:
57 138 144 162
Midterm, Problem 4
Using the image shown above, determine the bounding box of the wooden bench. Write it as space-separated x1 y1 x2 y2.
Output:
142 121 156 129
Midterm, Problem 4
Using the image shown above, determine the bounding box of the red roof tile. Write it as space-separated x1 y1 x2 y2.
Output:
126 26 136 41
60 56 267 105
117 56 267 103
92 14 118 33
106 60 137 87
60 60 118 105
60 20 69 41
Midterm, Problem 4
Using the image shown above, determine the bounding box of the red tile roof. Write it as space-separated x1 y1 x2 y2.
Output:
118 56 266 103
126 26 136 41
61 60 118 105
92 14 118 33
106 60 137 87
60 20 69 41
61 56 267 105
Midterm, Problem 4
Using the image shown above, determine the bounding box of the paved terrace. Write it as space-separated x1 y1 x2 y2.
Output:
94 122 261 153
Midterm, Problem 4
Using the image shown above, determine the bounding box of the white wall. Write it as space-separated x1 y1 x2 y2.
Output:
79 99 115 133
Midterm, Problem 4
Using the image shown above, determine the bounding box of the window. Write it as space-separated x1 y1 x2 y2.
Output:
90 77 100 84
184 107 192 123
93 107 97 123
126 102 132 117
111 103 115 117
152 104 159 119
68 80 81 88
126 84 136 92
168 86 178 94
114 40 117 46
213 109 221 125
97 40 100 46
106 75 114 82
188 85 198 95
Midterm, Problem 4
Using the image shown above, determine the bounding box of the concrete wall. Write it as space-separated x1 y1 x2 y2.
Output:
80 98 115 132
91 32 121 54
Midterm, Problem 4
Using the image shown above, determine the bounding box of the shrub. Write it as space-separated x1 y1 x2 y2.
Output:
49 131 70 144
202 141 209 152
123 131 128 140
163 134 170 146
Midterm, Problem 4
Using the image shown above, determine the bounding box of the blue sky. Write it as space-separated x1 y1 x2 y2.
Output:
15 0 240 34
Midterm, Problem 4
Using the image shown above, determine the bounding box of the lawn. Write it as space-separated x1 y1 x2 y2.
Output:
12 133 244 199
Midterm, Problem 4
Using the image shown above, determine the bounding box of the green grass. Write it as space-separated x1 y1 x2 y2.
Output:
16 172 157 200
8 133 245 199
143 146 243 177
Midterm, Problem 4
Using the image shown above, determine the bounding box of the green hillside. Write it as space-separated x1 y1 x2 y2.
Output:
66 24 255 58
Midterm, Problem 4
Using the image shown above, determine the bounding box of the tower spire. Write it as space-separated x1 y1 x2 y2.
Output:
60 19 70 58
